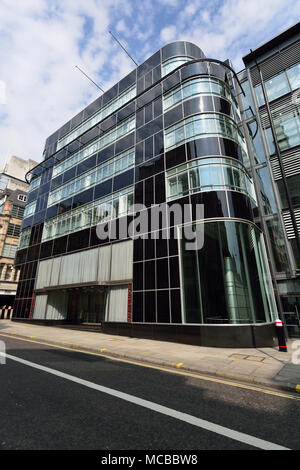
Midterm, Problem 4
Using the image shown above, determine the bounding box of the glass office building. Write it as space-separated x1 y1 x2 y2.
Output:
12 38 287 347
238 22 300 337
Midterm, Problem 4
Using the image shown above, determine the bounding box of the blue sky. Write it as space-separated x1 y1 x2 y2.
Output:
0 0 299 167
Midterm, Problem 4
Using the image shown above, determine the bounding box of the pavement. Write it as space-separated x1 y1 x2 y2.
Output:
0 319 300 395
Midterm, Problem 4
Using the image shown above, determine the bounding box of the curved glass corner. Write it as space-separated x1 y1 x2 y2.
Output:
180 220 277 324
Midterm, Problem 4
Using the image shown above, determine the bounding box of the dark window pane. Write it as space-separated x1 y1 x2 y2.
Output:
133 262 144 290
156 237 168 258
133 237 143 262
156 290 170 323
144 238 155 260
145 260 155 290
132 291 144 322
156 258 169 289
169 257 180 288
145 291 156 322
170 289 182 323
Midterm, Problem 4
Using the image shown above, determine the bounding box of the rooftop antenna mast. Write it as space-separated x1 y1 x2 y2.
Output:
75 65 105 93
109 30 139 66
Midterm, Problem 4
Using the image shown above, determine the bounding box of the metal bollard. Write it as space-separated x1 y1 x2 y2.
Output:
275 319 287 352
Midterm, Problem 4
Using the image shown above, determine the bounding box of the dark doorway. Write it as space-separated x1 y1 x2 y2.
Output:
67 288 106 324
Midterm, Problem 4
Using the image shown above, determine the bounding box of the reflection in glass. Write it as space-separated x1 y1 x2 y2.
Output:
265 72 290 102
49 148 134 206
161 56 193 77
181 220 277 324
277 173 300 209
166 157 256 203
42 186 134 242
163 76 239 118
164 113 247 158
53 115 135 177
266 218 289 273
287 63 300 91
247 121 266 164
240 80 255 119
256 167 277 215
273 108 300 151
57 85 136 150
254 84 265 107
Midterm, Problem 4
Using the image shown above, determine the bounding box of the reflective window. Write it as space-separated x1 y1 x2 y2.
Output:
247 121 266 164
48 148 134 207
265 72 290 102
264 127 276 155
163 76 239 117
254 84 265 107
240 80 255 119
287 63 300 91
181 220 277 324
23 200 36 218
254 62 300 108
166 157 256 203
266 218 289 273
28 176 41 192
164 113 248 158
277 174 300 209
290 239 300 269
161 56 193 77
57 85 136 150
42 186 134 242
53 115 135 177
256 167 277 215
273 108 300 151
18 227 31 250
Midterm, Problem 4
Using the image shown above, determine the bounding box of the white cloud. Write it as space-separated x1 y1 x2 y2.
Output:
0 0 300 170
160 25 177 42
163 0 300 70
0 0 134 166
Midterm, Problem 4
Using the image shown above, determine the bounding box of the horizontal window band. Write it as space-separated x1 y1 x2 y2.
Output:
163 113 247 158
57 84 136 150
52 115 136 178
163 76 239 115
48 147 135 207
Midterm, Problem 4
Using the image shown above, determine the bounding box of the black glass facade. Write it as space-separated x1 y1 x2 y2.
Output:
13 41 278 336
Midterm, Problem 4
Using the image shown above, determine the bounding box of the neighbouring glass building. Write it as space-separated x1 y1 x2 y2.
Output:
238 22 300 337
12 25 300 346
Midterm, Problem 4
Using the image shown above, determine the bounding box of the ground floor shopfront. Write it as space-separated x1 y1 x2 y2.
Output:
13 220 282 348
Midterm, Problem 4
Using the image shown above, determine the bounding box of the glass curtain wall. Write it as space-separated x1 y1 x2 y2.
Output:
166 157 256 202
164 113 248 158
57 85 136 150
181 220 277 324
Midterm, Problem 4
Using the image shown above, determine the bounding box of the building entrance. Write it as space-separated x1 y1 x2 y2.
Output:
67 287 107 324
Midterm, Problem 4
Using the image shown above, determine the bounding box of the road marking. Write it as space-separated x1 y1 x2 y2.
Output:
0 332 299 402
0 351 289 450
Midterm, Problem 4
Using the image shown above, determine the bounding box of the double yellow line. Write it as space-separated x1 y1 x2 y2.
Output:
1 331 299 402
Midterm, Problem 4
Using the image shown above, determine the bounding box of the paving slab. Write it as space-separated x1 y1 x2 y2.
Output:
0 320 299 394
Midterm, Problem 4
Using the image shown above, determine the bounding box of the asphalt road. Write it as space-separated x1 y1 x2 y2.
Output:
0 333 299 451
